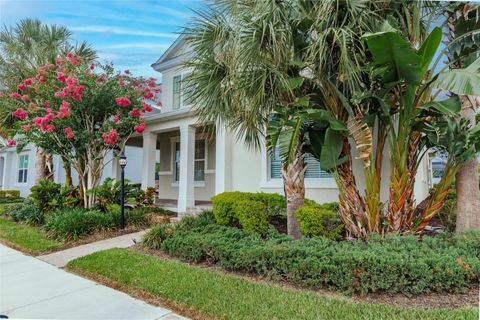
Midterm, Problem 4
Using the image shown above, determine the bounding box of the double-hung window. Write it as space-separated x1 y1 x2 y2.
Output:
172 73 193 110
17 154 29 183
174 139 206 182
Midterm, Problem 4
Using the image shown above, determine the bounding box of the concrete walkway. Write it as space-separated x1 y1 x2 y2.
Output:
38 230 147 267
0 244 187 319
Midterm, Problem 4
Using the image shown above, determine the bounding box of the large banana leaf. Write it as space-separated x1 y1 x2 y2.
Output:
418 96 461 116
434 57 480 96
418 27 442 76
362 22 422 85
319 128 346 171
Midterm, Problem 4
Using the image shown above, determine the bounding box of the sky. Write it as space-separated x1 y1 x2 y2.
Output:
0 0 204 81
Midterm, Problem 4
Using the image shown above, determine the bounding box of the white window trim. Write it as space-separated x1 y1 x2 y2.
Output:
170 134 208 187
259 141 337 190
172 70 194 111
16 153 29 185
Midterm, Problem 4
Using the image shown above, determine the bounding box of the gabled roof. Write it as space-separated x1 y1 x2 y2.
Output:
151 34 187 71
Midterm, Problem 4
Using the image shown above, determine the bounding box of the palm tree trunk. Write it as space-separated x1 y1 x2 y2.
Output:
35 147 46 184
455 101 480 232
281 143 305 239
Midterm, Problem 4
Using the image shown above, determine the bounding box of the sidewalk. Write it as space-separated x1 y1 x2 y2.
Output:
0 243 187 319
38 230 147 267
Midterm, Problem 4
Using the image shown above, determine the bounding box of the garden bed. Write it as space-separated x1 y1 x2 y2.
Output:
67 248 478 320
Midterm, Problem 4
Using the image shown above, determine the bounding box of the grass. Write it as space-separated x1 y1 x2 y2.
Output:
0 218 63 254
0 203 5 215
67 248 478 320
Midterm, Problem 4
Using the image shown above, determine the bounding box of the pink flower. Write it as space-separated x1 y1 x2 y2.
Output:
21 95 29 101
55 57 64 65
10 92 22 99
90 63 95 70
156 101 162 107
61 100 71 109
102 128 118 144
6 139 16 147
64 127 74 139
28 102 39 111
143 92 154 99
57 101 71 119
124 70 130 74
129 108 141 117
134 123 145 133
142 102 153 113
96 74 106 83
113 112 120 124
115 97 131 107
44 100 50 108
12 108 28 120
57 72 66 83
65 77 78 87
148 78 156 87
45 124 55 132
21 124 31 132
24 78 33 86
18 83 27 91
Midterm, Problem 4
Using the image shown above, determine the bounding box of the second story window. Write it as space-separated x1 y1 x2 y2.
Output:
173 75 182 110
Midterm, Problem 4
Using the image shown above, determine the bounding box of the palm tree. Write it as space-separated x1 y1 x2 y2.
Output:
0 18 96 185
185 0 382 238
445 2 480 232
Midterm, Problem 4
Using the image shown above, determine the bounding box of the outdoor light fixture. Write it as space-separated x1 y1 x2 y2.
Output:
119 151 127 229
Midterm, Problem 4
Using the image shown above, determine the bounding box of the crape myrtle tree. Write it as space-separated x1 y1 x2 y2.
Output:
0 53 158 208
0 18 96 184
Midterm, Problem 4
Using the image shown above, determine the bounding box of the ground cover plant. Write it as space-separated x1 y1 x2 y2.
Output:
143 212 480 295
67 248 478 320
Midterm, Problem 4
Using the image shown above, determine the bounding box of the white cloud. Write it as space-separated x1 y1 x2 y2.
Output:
105 42 171 49
69 25 177 38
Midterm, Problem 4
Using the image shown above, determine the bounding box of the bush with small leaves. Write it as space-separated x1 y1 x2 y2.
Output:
235 200 268 235
295 202 344 239
142 224 174 249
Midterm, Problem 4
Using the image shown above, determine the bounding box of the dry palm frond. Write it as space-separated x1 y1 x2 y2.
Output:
347 116 373 168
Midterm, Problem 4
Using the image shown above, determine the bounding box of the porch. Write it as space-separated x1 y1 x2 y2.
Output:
118 110 231 214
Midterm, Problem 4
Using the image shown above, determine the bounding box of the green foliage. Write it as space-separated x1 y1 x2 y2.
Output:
30 179 77 212
44 207 113 240
0 190 20 199
68 248 477 320
211 192 286 231
158 215 480 295
111 208 150 228
142 224 173 250
437 189 457 232
88 178 136 211
235 200 268 236
133 187 156 207
7 200 44 225
295 202 344 239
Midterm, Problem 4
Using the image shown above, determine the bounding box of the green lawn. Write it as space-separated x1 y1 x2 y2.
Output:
0 204 5 215
0 218 63 254
67 248 478 320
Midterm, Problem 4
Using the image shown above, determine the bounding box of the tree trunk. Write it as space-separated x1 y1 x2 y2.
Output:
282 143 305 239
455 103 480 232
63 159 72 187
35 147 46 184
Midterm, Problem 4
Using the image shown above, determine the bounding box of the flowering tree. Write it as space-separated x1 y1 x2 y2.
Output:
0 53 159 207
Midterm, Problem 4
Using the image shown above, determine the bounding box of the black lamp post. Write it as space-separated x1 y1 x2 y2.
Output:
119 151 127 229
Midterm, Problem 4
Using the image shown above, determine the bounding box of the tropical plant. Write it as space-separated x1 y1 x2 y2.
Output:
0 18 96 185
185 0 382 239
444 2 480 232
88 177 137 211
1 55 158 208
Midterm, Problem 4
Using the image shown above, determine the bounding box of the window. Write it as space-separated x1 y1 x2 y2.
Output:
182 73 193 106
174 140 206 182
18 154 28 183
173 75 181 109
270 150 330 179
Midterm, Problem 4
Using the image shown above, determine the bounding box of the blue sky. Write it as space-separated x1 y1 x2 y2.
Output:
0 0 203 81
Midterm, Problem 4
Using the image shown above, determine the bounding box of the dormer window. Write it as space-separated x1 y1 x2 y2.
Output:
173 73 193 110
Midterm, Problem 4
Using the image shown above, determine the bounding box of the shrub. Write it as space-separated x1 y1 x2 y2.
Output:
235 200 268 235
0 190 21 199
295 202 344 239
88 178 136 211
111 208 150 228
158 214 480 295
133 187 156 207
7 200 44 225
44 207 113 240
142 224 174 249
211 191 286 230
438 189 456 232
30 180 77 211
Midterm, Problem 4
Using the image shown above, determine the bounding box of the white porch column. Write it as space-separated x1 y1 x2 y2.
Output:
178 124 195 212
215 124 232 194
141 132 157 189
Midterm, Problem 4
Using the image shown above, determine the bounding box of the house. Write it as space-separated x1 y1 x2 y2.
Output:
0 143 143 197
126 35 432 213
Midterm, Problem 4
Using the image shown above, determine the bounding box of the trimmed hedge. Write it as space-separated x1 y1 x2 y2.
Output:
295 202 343 239
211 192 286 233
150 213 480 295
0 190 20 199
235 200 268 235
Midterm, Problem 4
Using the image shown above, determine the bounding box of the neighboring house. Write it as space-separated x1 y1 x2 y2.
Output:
131 35 432 213
0 144 143 197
